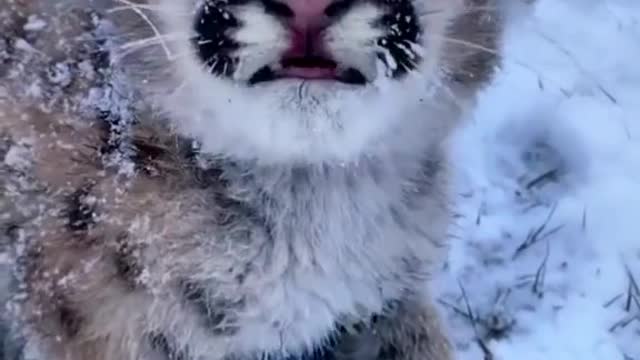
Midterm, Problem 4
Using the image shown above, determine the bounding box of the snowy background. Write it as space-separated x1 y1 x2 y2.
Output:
435 0 640 358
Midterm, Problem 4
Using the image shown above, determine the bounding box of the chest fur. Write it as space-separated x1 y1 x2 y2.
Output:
178 159 450 356
7 127 450 360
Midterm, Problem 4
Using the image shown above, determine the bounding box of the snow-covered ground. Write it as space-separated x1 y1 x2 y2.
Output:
435 0 640 358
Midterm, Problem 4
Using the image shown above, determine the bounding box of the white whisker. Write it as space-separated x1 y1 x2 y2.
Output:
417 5 498 19
113 0 174 59
118 33 190 53
434 34 576 97
107 3 188 16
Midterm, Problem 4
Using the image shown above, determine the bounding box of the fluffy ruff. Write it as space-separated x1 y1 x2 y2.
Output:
0 100 452 360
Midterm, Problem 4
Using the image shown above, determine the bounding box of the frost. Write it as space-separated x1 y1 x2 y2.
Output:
23 15 47 32
3 145 31 172
47 63 72 87
13 38 38 53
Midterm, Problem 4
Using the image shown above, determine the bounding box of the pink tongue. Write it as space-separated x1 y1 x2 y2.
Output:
279 67 337 79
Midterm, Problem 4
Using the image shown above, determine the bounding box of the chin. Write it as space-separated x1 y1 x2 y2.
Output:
111 0 502 165
167 64 428 164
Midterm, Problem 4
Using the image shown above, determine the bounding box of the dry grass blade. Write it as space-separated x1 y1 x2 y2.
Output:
532 240 550 298
437 298 477 322
437 36 574 98
458 280 479 333
513 202 560 259
608 314 639 333
456 280 495 360
623 264 640 312
526 168 559 189
603 293 623 308
475 203 484 225
534 30 618 105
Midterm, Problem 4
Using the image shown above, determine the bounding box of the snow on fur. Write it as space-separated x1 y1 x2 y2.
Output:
1 0 638 359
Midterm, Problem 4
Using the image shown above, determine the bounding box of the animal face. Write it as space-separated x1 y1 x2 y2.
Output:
192 0 425 84
112 0 501 164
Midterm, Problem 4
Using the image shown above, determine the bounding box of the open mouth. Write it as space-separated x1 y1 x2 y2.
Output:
248 55 367 86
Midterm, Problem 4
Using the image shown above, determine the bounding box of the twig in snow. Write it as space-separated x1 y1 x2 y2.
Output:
608 314 640 333
522 203 540 213
457 280 494 360
476 339 494 360
534 30 618 105
581 207 587 232
513 274 537 289
604 293 623 308
492 288 512 308
623 264 640 312
526 168 559 190
513 202 561 259
457 281 478 331
437 299 477 322
532 240 550 298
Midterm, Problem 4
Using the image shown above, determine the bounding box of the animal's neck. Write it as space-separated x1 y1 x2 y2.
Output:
220 99 455 207
219 144 444 246
226 148 430 202
204 94 458 256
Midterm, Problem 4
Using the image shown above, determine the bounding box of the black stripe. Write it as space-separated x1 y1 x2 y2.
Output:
65 183 97 232
180 281 242 336
149 333 189 360
113 234 143 289
260 320 372 360
57 302 83 339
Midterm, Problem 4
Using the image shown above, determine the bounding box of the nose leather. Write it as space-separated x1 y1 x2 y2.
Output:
284 0 333 31
282 0 333 56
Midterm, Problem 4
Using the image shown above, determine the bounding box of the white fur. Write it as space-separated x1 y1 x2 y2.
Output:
144 0 465 166
232 3 290 80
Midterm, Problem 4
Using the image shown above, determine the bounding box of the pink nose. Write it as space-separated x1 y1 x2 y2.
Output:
283 0 333 31
280 0 334 56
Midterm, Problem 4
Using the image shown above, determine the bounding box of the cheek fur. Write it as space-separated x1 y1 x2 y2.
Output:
184 0 429 82
324 2 384 79
230 4 289 81
112 0 502 165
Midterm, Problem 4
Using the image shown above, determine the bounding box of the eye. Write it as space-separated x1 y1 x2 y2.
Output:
324 0 354 18
261 0 294 18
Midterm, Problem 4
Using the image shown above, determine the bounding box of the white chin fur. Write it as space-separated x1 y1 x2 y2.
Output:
151 0 463 165
166 73 443 165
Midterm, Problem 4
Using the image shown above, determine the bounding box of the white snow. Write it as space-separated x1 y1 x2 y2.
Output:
435 0 640 358
23 15 47 32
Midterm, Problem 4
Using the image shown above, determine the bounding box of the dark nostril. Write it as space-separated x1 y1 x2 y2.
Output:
262 0 294 18
324 0 354 18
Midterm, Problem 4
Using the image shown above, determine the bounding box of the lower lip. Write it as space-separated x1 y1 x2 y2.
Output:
277 67 338 80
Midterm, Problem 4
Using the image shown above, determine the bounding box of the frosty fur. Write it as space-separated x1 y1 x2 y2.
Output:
0 0 503 359
0 98 454 360
112 0 503 165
